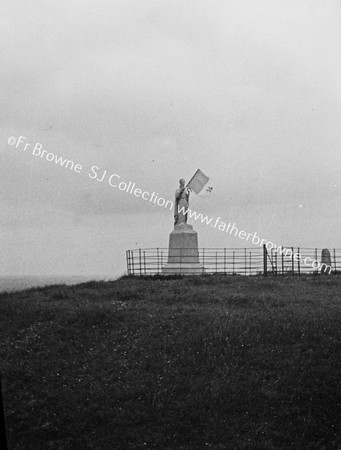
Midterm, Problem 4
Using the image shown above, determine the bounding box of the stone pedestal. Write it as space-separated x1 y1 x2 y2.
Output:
162 223 205 275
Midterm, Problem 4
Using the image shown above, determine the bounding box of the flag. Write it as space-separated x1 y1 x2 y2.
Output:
187 169 210 195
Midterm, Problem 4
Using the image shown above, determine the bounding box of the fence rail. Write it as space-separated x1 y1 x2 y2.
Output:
126 246 341 276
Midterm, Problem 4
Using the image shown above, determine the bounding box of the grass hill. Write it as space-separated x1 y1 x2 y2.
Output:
0 275 341 449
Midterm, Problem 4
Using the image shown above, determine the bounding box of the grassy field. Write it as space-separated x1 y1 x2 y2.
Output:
0 275 341 449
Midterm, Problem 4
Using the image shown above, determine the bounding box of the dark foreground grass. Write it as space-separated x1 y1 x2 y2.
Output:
0 275 341 449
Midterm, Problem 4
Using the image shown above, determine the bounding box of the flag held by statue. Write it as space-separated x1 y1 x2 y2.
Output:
187 169 213 197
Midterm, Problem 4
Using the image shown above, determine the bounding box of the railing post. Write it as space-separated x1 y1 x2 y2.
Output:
143 251 146 275
291 247 294 275
244 248 247 276
334 248 337 274
315 248 318 275
157 248 160 274
233 251 235 275
131 250 135 275
224 248 226 274
263 244 267 277
297 247 301 276
139 248 142 276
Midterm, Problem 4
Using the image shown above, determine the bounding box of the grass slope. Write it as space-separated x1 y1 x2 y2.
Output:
0 275 341 449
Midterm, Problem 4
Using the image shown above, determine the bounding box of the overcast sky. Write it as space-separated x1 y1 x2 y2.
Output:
2 0 341 277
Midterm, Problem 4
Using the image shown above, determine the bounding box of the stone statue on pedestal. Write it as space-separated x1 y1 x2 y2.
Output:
162 177 204 275
174 178 190 225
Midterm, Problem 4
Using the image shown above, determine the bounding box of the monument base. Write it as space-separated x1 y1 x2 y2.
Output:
162 262 205 275
161 223 205 275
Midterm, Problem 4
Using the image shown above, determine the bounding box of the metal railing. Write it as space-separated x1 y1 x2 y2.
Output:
126 246 341 276
266 247 340 275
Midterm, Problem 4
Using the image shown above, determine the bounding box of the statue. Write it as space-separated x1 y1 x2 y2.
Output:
162 176 204 274
174 178 190 226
